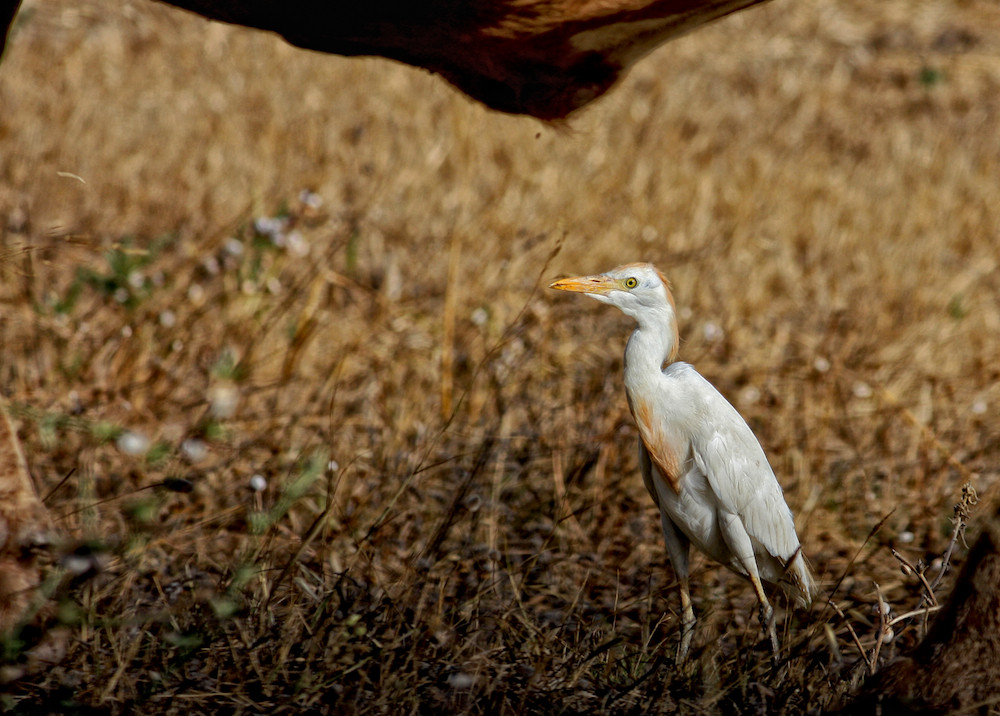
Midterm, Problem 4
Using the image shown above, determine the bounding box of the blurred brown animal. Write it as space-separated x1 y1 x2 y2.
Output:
846 498 1000 714
2 0 770 118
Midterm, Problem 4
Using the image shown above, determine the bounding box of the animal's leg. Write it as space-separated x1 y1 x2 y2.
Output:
719 512 779 659
748 571 778 658
676 573 696 661
659 512 694 661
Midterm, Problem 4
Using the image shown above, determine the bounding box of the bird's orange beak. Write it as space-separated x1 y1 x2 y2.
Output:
548 274 616 295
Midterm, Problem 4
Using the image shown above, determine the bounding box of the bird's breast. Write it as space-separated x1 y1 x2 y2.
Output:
628 392 684 493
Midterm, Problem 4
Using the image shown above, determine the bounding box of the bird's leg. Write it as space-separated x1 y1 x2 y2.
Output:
718 512 780 661
748 572 779 661
677 575 696 662
657 512 695 662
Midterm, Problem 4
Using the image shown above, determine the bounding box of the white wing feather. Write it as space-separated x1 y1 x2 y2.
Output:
662 364 814 601
693 427 799 562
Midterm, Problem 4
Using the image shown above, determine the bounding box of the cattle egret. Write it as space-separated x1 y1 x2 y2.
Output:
550 263 814 660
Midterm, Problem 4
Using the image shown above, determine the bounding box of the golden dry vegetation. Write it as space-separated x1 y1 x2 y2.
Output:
1 0 999 712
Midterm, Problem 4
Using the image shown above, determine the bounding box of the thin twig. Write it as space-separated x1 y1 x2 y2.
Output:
263 497 335 611
890 548 938 607
829 600 872 672
822 509 895 615
551 449 587 542
42 466 77 503
440 228 462 419
929 482 979 592
869 582 889 674
420 434 496 563
888 605 943 627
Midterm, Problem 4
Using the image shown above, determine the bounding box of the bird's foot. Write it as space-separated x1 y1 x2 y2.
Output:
759 604 779 665
676 619 695 663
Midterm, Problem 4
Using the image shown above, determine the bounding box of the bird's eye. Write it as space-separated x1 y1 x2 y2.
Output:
623 277 638 289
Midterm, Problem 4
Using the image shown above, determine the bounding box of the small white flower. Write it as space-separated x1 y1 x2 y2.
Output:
62 554 94 575
250 474 267 492
813 357 831 373
187 283 205 303
853 381 873 399
703 321 724 342
299 189 323 209
971 400 987 415
127 270 144 288
121 325 133 338
117 430 150 456
181 438 208 462
223 237 245 257
286 231 310 257
328 460 340 473
159 310 176 328
897 530 915 544
740 386 761 405
254 216 286 237
208 383 239 419
114 287 130 304
470 307 489 327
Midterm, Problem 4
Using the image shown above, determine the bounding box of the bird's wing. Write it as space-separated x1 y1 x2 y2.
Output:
684 377 802 562
637 435 661 508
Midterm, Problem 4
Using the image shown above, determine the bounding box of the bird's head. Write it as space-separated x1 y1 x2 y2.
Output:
549 263 676 324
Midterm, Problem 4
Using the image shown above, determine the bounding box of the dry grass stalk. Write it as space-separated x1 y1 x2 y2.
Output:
0 398 54 633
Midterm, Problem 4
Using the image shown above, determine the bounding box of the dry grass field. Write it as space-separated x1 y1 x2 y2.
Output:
1 0 999 712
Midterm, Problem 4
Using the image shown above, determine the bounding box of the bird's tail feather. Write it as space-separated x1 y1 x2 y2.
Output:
781 549 816 608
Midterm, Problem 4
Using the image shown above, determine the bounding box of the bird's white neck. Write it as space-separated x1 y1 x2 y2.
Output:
624 307 680 382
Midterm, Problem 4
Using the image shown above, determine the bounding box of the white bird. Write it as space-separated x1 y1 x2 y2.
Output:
550 262 815 660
